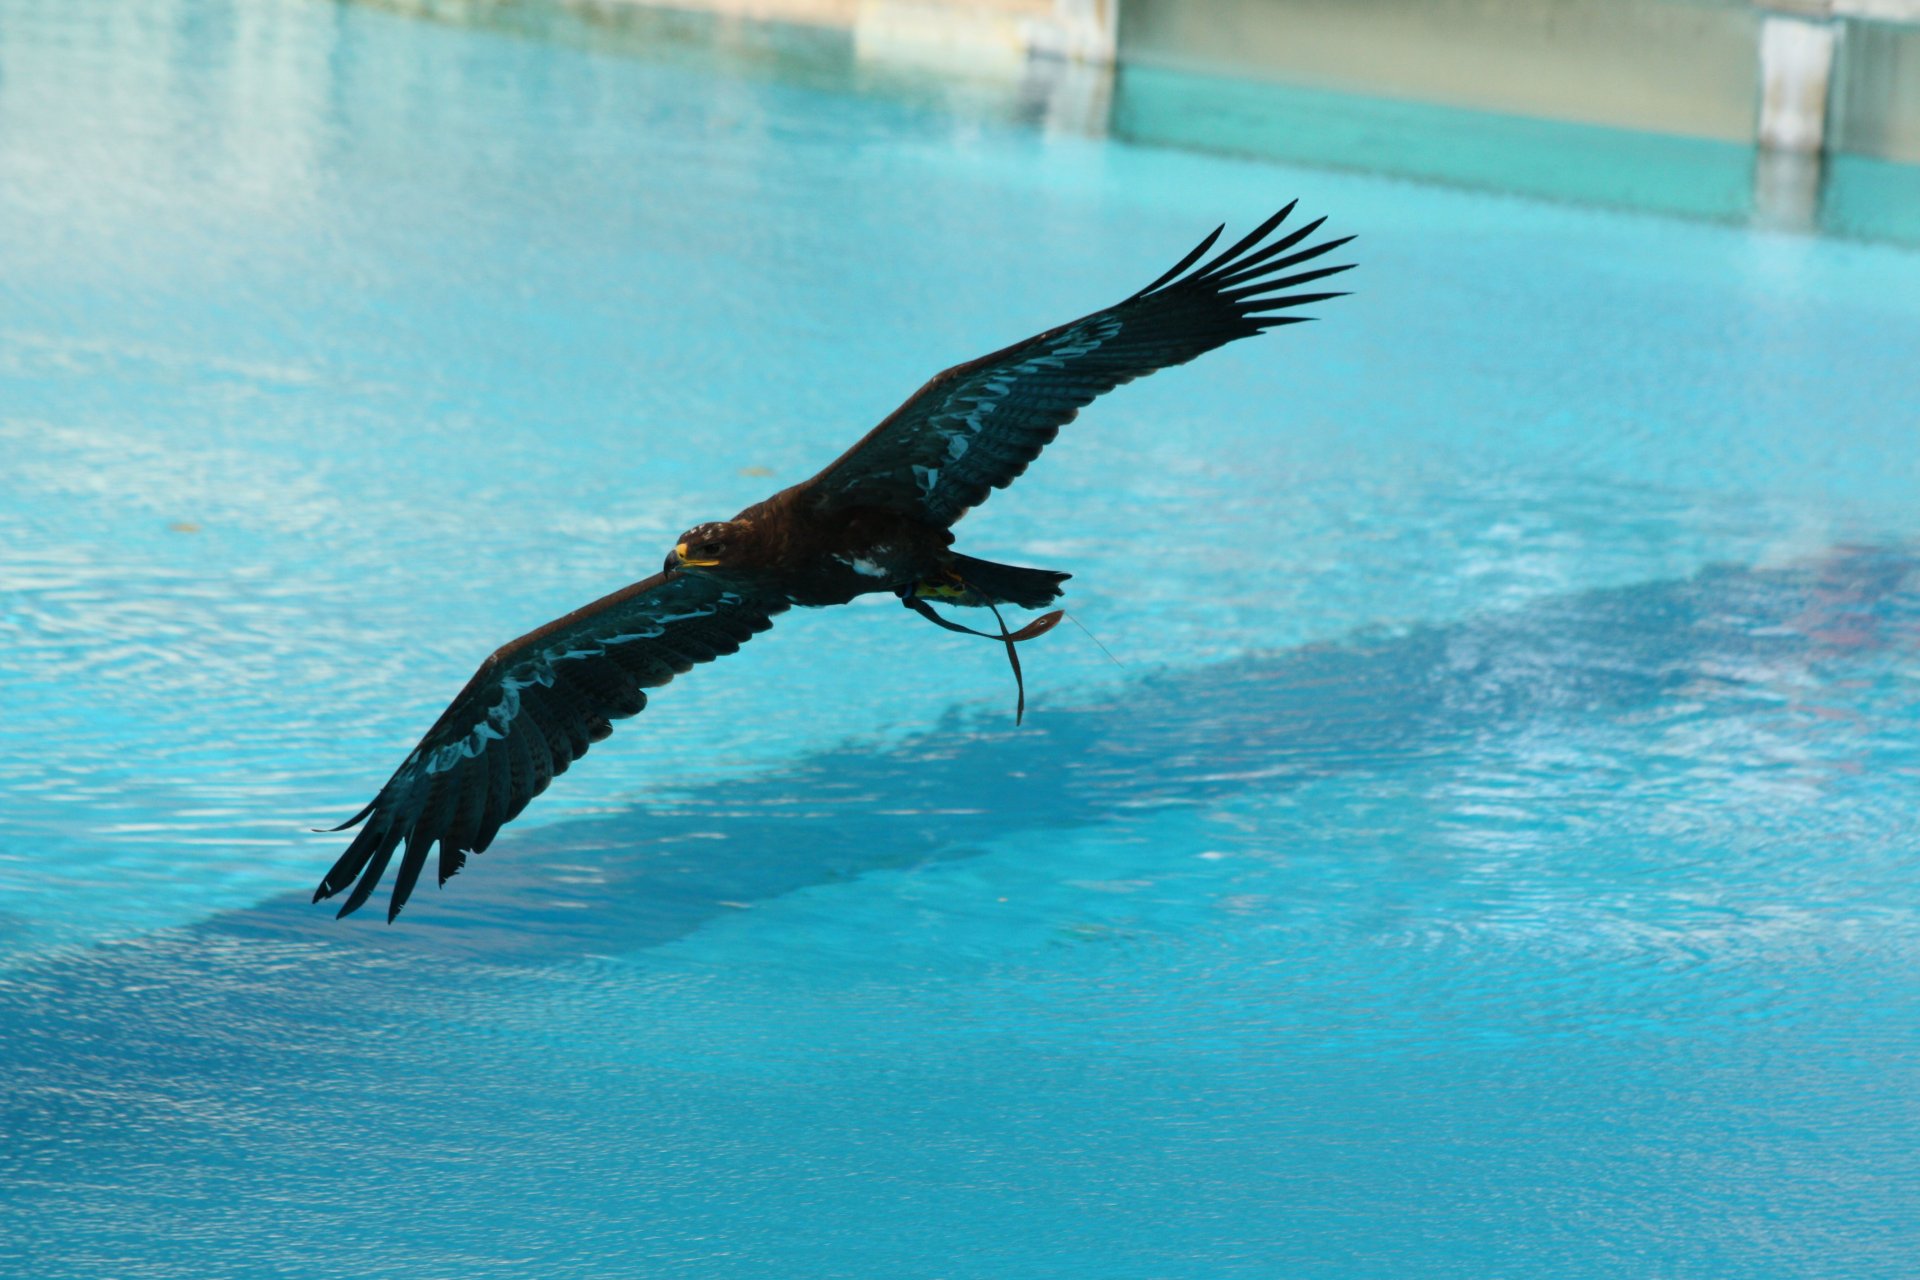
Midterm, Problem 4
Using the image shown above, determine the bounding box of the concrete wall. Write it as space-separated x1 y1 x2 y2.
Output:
1120 0 1918 162
563 0 1916 164
369 0 1920 239
1122 0 1763 143
1831 16 1920 160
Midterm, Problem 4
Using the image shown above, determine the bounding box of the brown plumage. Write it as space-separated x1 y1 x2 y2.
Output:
316 204 1354 920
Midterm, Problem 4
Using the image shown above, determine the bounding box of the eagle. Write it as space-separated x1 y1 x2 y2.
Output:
316 204 1353 920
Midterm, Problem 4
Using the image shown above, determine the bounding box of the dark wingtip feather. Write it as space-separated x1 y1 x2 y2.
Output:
314 819 382 902
1241 291 1350 315
1217 238 1354 294
1129 222 1225 301
318 798 378 834
1193 203 1297 280
334 825 401 919
385 817 448 923
1224 263 1357 304
1209 219 1346 289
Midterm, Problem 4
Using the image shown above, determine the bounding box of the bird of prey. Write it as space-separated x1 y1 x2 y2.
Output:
316 204 1353 920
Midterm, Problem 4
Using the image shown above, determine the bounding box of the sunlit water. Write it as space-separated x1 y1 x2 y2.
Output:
3 2 1918 1276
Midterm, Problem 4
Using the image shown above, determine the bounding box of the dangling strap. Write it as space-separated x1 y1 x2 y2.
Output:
900 591 1064 725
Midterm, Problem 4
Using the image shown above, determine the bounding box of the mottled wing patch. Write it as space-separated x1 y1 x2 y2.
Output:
803 204 1353 525
315 574 784 922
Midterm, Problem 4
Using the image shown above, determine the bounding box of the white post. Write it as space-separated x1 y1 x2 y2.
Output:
1025 0 1119 64
1757 14 1838 152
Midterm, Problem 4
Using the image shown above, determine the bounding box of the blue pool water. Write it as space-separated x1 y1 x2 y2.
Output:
4 1 1919 1275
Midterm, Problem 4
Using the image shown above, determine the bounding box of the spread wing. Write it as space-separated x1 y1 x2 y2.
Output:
799 203 1353 526
314 571 787 921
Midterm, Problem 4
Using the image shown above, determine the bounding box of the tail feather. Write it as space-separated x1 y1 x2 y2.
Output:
933 554 1070 610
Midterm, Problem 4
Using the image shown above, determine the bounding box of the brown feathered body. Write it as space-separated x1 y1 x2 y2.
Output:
724 489 955 607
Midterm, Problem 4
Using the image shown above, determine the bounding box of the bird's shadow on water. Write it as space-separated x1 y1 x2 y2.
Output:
0 545 1913 1181
195 543 1918 965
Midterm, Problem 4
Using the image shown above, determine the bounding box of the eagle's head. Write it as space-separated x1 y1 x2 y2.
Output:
669 521 747 571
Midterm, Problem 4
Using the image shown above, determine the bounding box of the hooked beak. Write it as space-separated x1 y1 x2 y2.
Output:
674 542 722 568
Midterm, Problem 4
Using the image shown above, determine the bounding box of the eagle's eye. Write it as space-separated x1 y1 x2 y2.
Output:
673 527 733 569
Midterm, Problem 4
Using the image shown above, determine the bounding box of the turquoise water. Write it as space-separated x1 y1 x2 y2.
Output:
4 1 1920 1275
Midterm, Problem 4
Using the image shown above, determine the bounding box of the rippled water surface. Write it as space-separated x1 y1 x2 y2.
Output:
4 2 1919 1276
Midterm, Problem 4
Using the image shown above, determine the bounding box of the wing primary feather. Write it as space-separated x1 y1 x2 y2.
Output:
549 678 596 753
474 738 513 853
1198 214 1329 284
439 843 468 890
1127 223 1225 301
1214 233 1354 289
525 702 560 789
457 751 491 848
317 796 379 834
313 833 355 902
336 822 402 919
393 778 457 920
1224 264 1357 302
1240 291 1350 315
440 754 486 862
386 830 433 923
1191 203 1296 281
315 820 381 902
504 722 538 822
388 772 458 919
